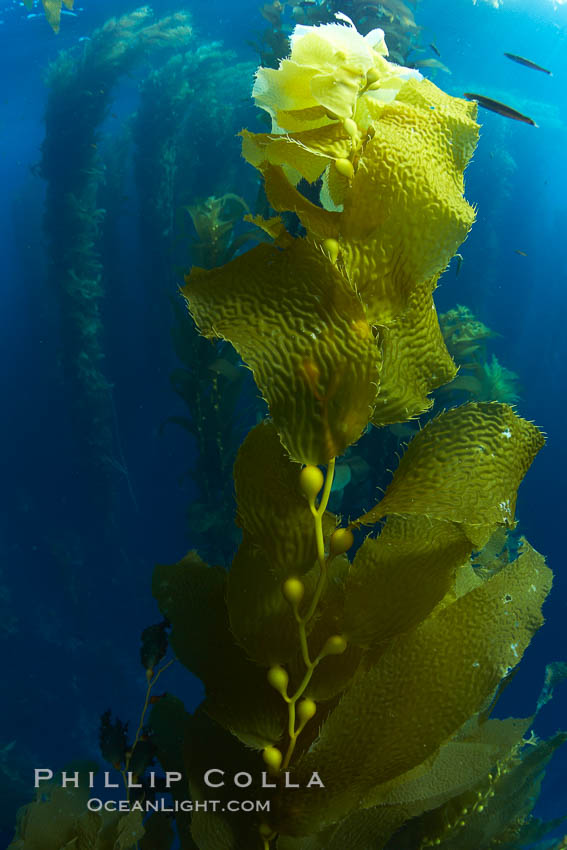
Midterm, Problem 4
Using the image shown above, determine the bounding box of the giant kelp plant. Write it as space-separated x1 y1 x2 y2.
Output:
12 12 566 850
162 15 562 849
40 7 192 524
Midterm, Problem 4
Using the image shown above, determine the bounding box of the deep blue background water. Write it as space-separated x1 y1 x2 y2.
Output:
1 0 566 844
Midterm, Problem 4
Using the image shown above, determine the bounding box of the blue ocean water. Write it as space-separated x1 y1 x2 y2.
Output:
1 0 566 846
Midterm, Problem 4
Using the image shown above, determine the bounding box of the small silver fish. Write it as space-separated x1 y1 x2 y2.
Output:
464 93 537 127
504 53 551 75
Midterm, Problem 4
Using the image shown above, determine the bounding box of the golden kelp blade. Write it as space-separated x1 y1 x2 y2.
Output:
29 0 75 33
232 421 332 578
183 239 381 465
153 552 286 749
344 515 473 648
9 778 145 847
294 717 531 849
227 422 336 666
252 79 479 327
339 81 478 324
400 728 566 848
277 542 551 835
356 402 545 546
241 123 352 185
245 78 478 424
371 279 457 424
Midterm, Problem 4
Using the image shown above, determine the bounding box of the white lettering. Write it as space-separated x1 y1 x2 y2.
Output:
261 771 276 789
103 772 119 789
234 772 252 788
127 772 142 788
204 769 224 788
307 771 325 788
61 771 79 788
284 772 299 789
165 771 182 787
34 769 53 787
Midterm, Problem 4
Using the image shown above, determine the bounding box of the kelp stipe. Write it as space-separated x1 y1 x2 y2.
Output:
39 7 193 525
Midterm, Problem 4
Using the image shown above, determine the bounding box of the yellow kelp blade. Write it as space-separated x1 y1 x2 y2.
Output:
232 421 334 578
243 82 478 423
261 162 339 240
227 422 337 666
340 84 478 325
183 239 381 465
34 0 74 33
275 542 551 835
280 716 531 849
153 552 286 748
399 730 567 848
371 279 457 424
344 515 473 648
356 402 544 547
8 771 145 848
395 76 479 173
245 77 479 330
242 123 351 185
227 540 311 666
227 543 362 688
244 213 289 244
362 715 531 811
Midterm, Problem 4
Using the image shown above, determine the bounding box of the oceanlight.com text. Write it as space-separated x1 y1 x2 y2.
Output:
87 797 271 814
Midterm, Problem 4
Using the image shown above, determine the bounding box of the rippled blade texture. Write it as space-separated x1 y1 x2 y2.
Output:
344 516 473 648
183 239 380 464
276 542 551 835
356 402 545 546
340 81 478 324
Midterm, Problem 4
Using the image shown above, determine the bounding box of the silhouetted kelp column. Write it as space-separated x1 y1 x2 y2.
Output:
132 42 256 316
132 46 261 562
39 8 193 525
